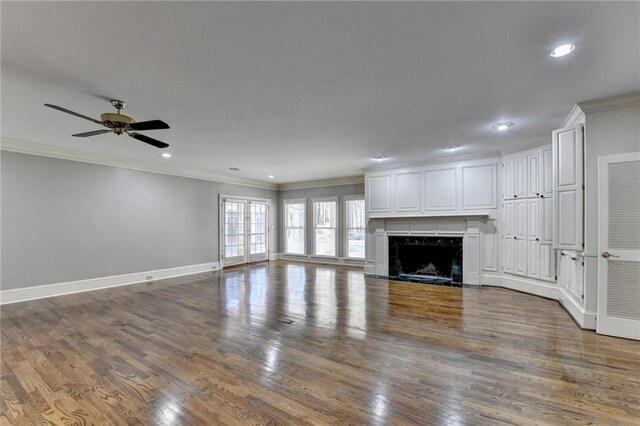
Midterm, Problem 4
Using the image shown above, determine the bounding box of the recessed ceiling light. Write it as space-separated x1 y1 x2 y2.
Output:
550 44 575 58
229 167 240 171
162 152 171 158
268 175 275 179
444 145 460 151
373 156 387 161
493 122 514 131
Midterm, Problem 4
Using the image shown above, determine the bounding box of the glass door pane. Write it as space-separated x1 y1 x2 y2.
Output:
224 200 246 265
249 202 268 260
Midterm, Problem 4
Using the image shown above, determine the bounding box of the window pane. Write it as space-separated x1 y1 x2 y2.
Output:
347 229 365 258
347 199 365 228
286 203 305 228
314 201 336 228
315 229 336 256
286 228 305 254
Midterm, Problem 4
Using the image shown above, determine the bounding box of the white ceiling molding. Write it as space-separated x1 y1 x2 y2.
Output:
0 138 279 190
362 151 502 173
577 91 640 114
278 175 364 191
500 139 551 155
560 104 586 128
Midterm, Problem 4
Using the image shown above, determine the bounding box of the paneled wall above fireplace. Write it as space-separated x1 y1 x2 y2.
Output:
364 156 500 218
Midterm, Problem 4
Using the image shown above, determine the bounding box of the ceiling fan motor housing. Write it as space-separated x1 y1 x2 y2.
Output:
101 112 135 134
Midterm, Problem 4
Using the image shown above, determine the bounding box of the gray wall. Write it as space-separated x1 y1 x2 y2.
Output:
1 152 278 290
278 183 364 258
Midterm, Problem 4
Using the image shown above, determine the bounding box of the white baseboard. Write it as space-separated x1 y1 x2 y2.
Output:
0 261 220 305
558 287 597 330
485 273 560 300
274 254 365 267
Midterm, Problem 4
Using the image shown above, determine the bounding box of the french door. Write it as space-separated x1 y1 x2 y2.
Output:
222 197 269 267
597 152 640 340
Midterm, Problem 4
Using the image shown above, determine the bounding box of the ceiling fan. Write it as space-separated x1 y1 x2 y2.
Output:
44 99 171 148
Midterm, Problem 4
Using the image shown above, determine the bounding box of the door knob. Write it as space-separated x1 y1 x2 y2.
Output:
601 251 620 259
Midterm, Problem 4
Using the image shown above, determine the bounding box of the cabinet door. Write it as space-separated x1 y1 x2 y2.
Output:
528 198 540 240
552 125 584 250
541 147 553 197
503 160 515 199
514 238 527 275
394 172 421 212
503 200 514 237
502 200 515 273
503 237 514 273
366 174 392 214
540 196 554 244
514 199 527 239
528 240 540 278
527 153 541 198
514 156 527 199
539 244 556 282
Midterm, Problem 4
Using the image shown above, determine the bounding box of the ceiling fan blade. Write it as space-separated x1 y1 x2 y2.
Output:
129 133 170 149
72 129 111 137
126 120 170 131
44 104 103 124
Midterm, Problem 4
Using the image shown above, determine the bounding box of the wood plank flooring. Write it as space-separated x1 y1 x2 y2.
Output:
1 260 639 425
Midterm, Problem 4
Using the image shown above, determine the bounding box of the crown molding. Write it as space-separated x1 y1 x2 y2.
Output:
560 104 585 128
362 151 502 173
278 175 364 191
578 91 640 114
0 138 279 190
500 138 550 156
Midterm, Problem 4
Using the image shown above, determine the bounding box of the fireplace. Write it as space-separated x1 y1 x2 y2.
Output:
388 236 463 284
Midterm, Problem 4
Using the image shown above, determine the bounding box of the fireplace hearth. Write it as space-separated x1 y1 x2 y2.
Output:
388 236 463 285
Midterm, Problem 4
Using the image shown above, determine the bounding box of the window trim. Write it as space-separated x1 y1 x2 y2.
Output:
311 196 339 258
283 198 307 255
344 194 366 260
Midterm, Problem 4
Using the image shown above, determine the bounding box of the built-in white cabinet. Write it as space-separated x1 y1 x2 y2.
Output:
367 174 393 214
394 172 421 212
365 159 498 218
502 143 556 282
558 250 584 301
552 124 584 251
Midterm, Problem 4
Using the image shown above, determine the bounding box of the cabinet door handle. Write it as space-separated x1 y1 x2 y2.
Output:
536 193 539 196
535 238 539 241
513 236 517 240
540 194 545 198
514 195 518 198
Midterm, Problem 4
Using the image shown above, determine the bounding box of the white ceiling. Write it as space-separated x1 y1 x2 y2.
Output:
2 1 639 184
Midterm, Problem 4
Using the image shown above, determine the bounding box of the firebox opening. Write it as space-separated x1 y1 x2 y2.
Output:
388 236 463 284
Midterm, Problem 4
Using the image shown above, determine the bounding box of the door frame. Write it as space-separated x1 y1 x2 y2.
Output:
597 151 640 339
219 194 271 268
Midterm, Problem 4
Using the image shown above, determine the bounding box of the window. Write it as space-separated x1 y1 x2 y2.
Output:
313 198 337 256
345 196 365 259
284 200 306 254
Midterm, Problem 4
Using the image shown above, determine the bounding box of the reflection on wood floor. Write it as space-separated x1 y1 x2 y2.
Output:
1 260 639 425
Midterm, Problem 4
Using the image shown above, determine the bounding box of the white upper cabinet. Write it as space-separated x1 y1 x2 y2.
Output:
394 172 421 212
514 157 527 199
365 159 498 217
541 147 553 197
462 164 498 210
552 124 584 250
527 153 540 198
503 160 515 199
423 168 457 211
366 174 392 214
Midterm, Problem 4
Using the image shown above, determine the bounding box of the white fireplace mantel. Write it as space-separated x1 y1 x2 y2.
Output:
369 216 486 285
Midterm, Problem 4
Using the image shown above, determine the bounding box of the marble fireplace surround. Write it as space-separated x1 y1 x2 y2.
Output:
369 216 489 285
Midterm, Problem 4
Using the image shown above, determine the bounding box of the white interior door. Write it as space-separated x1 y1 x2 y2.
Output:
597 152 640 340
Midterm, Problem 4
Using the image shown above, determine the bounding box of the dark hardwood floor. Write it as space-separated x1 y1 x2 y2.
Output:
1 261 639 425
